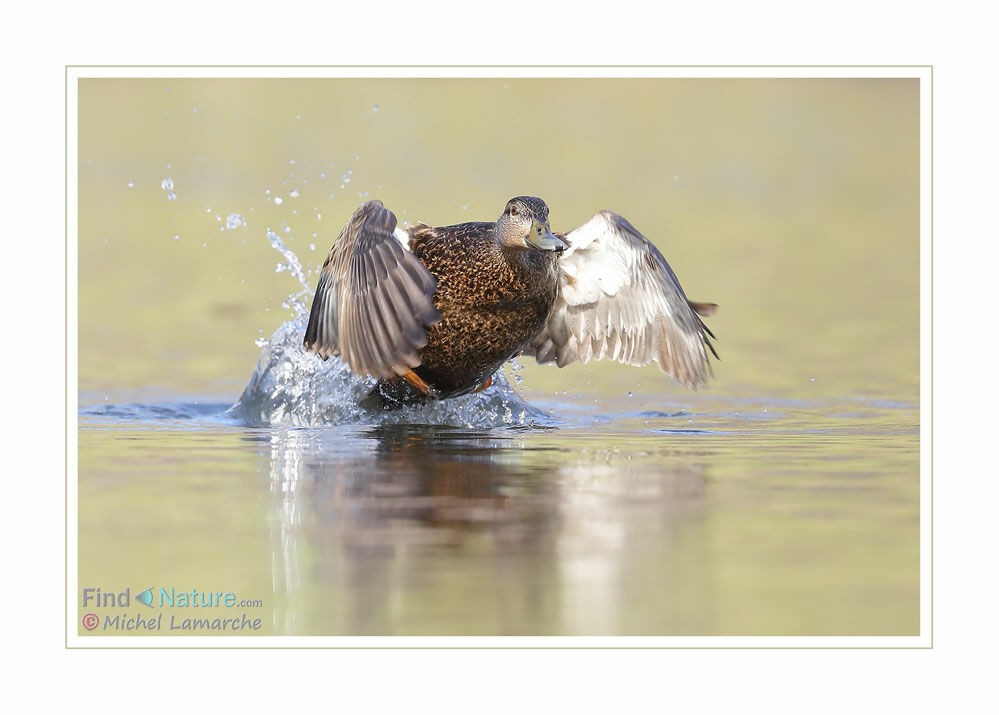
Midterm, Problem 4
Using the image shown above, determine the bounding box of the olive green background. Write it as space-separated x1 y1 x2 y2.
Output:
78 78 919 636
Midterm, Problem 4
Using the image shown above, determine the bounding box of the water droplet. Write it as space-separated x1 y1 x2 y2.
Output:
254 337 267 347
283 226 291 233
810 377 816 382
127 180 135 188
627 392 633 397
673 175 679 181
225 213 244 230
309 243 316 251
372 104 379 112
192 106 198 112
166 192 177 200
316 213 322 220
273 196 283 205
161 177 174 190
173 234 180 240
289 189 300 198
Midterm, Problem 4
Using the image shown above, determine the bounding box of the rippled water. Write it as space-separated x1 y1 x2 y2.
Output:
79 389 918 637
76 77 921 638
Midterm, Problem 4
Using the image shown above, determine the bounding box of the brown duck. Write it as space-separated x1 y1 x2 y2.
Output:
304 196 718 407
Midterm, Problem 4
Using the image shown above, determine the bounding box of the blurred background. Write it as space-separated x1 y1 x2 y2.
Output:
78 77 918 402
77 77 920 637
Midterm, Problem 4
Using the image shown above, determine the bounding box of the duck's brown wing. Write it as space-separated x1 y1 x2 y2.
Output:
303 200 441 380
527 211 718 390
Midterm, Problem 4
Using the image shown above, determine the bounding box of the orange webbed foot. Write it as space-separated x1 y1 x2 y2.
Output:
402 369 439 399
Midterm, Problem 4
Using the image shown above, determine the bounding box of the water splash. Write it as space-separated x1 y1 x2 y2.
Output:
230 314 551 429
229 316 369 427
230 229 553 429
266 228 311 320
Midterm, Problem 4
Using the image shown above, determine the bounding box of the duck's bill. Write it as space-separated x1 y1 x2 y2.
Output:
526 228 568 252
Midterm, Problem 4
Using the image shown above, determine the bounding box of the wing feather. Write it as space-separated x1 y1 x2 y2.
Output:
303 200 442 379
528 211 717 390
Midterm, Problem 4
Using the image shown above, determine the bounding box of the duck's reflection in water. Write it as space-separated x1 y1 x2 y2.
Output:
264 426 707 635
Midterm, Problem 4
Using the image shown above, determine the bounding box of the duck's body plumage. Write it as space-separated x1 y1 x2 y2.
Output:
405 220 559 398
303 196 717 408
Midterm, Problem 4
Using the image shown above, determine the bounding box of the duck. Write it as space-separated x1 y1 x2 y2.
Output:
303 196 718 407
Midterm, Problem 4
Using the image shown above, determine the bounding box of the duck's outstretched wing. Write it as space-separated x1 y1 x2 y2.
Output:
527 211 718 390
303 200 441 379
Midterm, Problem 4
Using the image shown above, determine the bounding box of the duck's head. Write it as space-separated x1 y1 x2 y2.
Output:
496 196 568 253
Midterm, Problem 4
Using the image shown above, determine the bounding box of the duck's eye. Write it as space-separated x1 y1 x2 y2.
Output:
510 206 518 216
536 226 543 234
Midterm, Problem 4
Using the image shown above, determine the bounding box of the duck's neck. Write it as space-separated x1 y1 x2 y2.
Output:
499 243 558 289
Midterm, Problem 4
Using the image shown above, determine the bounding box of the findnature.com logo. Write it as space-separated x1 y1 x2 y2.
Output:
80 586 265 633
